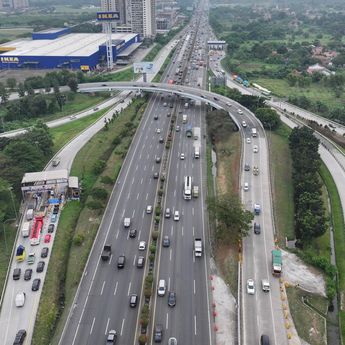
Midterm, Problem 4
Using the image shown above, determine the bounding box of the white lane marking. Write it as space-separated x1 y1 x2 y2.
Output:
147 154 150 159
144 165 146 171
174 190 176 197
166 313 169 330
192 207 194 216
192 226 195 236
133 255 137 266
146 193 149 200
138 229 142 239
194 315 197 335
105 317 110 335
139 153 142 160
127 194 130 200
100 281 105 295
135 165 138 171
90 317 95 334
171 226 173 236
131 177 135 185
151 165 154 172
141 177 143 184
175 175 177 182
121 209 125 217
194 280 196 295
181 226 184 237
109 255 113 265
116 230 119 239
114 281 118 295
120 318 125 336
132 209 136 218
168 277 171 290
137 193 140 200
128 282 131 296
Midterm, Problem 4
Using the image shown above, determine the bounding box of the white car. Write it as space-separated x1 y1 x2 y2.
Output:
180 153 185 160
253 145 259 153
156 128 161 134
15 292 26 307
139 241 146 250
262 279 270 292
246 138 251 144
244 182 249 191
238 109 243 115
247 279 255 295
146 205 153 214
242 121 247 127
173 210 180 221
226 102 231 107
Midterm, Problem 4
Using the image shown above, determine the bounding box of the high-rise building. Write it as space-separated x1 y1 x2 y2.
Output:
0 0 28 10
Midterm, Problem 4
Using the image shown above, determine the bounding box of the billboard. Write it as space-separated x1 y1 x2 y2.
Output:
133 62 156 74
96 12 120 21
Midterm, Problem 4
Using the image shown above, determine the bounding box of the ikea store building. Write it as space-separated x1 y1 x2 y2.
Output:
0 28 141 70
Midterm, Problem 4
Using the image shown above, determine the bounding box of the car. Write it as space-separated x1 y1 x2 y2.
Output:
27 252 35 264
167 112 171 117
243 182 249 191
48 224 55 233
117 255 126 269
13 268 21 280
41 247 49 258
254 203 261 215
129 229 137 238
157 279 166 296
153 172 159 179
13 329 26 345
159 137 164 143
261 279 270 292
51 213 57 223
253 145 259 153
139 241 146 250
247 279 255 295
32 278 41 291
253 166 259 175
180 153 185 160
163 102 167 107
154 324 163 343
156 128 161 134
156 157 161 163
244 163 250 171
226 102 232 107
36 261 45 273
168 338 178 345
24 268 32 281
165 208 171 218
146 205 153 214
53 205 59 214
242 121 247 128
162 236 170 247
15 292 26 307
260 334 270 345
44 234 51 243
237 109 243 114
246 137 251 144
124 217 131 228
173 210 180 221
176 126 180 132
129 294 138 308
106 329 117 344
254 223 261 234
154 114 159 120
93 107 99 111
137 256 145 268
168 291 176 307
16 245 26 262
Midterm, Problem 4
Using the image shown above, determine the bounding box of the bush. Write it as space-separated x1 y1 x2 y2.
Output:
100 176 113 185
138 334 148 345
93 160 106 174
149 244 156 254
158 189 163 197
73 233 84 246
86 200 103 210
149 253 155 262
154 215 160 224
152 231 159 241
155 207 161 216
91 187 108 201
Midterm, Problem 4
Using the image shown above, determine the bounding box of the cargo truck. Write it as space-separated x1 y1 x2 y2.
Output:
193 127 200 140
272 249 282 276
101 245 112 261
194 238 203 257
251 128 257 137
21 221 31 238
182 114 188 123
194 145 200 158
186 124 193 137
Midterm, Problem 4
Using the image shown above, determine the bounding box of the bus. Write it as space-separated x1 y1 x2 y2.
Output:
183 176 192 200
30 216 44 246
252 83 271 96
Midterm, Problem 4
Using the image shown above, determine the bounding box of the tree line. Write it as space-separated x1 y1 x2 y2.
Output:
289 127 327 245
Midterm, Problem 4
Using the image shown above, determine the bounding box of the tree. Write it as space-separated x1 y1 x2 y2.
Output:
0 82 10 104
255 108 281 130
25 121 54 156
207 193 253 239
67 78 78 92
17 83 26 97
6 78 16 90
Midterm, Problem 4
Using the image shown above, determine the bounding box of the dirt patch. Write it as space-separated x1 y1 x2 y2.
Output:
217 161 228 194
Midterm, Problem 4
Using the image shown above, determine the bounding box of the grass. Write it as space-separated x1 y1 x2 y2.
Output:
319 162 345 342
0 221 17 297
107 68 136 82
143 43 163 62
286 286 328 345
50 108 110 152
270 124 295 243
32 97 148 345
152 49 174 83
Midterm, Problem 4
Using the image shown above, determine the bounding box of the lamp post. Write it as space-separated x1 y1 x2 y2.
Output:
8 187 18 225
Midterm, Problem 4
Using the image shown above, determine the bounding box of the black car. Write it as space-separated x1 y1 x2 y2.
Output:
41 247 49 258
24 268 32 281
168 291 176 307
13 268 21 280
153 172 159 179
129 229 137 238
154 115 159 120
159 137 164 144
154 324 163 343
244 163 250 171
32 278 41 291
254 223 261 235
129 294 138 308
53 205 59 214
48 224 55 233
13 329 26 345
117 255 126 269
162 236 170 248
155 157 161 164
36 261 45 273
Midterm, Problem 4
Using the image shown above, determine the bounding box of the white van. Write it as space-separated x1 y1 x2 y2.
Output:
15 292 26 307
157 279 166 296
26 209 34 221
182 114 187 123
124 218 131 228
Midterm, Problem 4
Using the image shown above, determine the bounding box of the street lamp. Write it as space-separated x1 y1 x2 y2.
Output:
8 187 18 225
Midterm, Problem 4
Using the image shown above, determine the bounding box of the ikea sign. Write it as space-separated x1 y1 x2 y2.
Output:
96 12 120 21
1 57 19 63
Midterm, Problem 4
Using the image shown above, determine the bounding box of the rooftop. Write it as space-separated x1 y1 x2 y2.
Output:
22 169 69 184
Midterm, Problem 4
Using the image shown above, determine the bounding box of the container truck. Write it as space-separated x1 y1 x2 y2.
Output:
194 238 203 257
272 249 282 276
193 127 201 140
186 124 193 137
101 245 112 261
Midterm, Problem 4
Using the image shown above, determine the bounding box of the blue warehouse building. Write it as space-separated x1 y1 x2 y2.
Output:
0 28 141 70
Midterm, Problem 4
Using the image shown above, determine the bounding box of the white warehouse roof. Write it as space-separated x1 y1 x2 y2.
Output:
0 33 138 57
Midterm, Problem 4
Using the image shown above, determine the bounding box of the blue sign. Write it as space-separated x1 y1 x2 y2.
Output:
96 11 120 21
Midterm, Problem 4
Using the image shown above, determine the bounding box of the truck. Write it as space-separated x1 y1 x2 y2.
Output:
184 102 189 109
272 249 282 276
101 245 112 261
251 128 257 137
186 124 193 138
182 114 188 124
21 221 31 238
193 127 200 140
192 185 199 198
194 238 203 257
243 80 250 87
194 145 200 158
197 77 203 87
26 209 34 221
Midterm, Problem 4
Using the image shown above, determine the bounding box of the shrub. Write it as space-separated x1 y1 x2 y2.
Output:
152 231 159 241
100 176 113 185
138 334 148 345
73 233 84 246
155 207 161 216
93 160 106 174
91 187 108 201
149 244 156 254
86 200 103 210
